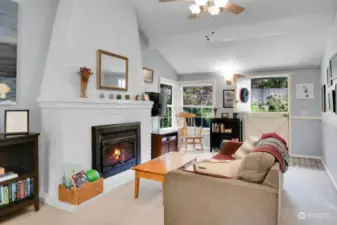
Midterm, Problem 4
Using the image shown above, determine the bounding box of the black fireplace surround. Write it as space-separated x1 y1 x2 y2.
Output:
92 122 141 179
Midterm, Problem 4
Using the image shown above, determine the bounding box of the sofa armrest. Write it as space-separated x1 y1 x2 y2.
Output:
219 140 243 155
164 170 279 225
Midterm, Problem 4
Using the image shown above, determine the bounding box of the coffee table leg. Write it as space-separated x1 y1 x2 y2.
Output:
134 172 140 198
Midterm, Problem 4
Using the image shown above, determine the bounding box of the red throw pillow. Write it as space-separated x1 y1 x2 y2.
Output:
212 153 234 160
261 132 287 148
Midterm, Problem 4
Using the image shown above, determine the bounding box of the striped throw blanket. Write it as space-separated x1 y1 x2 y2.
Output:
254 134 289 173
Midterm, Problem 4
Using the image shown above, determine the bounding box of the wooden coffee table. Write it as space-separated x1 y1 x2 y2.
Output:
132 152 196 203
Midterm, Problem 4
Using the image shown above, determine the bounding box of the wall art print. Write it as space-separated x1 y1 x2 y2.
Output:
296 83 314 99
0 0 18 104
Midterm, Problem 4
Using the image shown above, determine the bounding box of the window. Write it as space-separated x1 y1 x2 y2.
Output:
182 85 213 128
251 77 288 112
160 84 173 129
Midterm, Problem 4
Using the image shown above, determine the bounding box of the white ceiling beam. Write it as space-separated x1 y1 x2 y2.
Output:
148 13 334 49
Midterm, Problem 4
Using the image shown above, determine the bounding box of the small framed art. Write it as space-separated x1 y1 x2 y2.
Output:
327 65 333 87
223 89 235 108
4 110 29 135
322 85 326 112
221 113 229 119
143 67 154 84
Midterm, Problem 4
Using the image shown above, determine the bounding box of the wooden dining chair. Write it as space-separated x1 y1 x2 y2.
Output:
176 112 204 152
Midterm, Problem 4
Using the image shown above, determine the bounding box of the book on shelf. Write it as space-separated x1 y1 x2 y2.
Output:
0 172 18 182
0 178 34 206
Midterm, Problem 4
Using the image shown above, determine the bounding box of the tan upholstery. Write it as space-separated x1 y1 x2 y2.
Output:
164 163 282 225
235 152 275 183
193 159 242 177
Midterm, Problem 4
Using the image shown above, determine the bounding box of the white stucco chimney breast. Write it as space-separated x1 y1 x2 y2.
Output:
38 98 153 212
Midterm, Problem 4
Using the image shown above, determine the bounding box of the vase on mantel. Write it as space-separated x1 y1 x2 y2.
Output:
78 67 93 98
80 79 88 98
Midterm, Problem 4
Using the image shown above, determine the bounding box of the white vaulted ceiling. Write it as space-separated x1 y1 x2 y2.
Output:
132 0 336 74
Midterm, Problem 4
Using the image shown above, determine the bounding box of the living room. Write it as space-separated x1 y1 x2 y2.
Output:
0 0 337 224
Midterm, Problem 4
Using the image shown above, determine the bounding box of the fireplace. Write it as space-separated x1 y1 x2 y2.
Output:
92 122 141 178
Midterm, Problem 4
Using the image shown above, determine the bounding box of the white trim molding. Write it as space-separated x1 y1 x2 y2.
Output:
38 98 153 110
291 116 322 120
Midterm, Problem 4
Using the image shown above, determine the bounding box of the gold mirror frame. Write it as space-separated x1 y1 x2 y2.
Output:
96 49 129 91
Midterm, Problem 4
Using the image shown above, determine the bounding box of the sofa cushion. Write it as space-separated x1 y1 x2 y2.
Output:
193 159 242 178
232 136 260 159
234 152 275 183
212 153 234 160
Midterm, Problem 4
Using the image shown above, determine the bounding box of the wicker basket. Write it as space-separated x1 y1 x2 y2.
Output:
58 178 103 205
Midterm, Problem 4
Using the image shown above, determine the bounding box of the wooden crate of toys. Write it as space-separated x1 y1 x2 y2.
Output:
59 169 103 205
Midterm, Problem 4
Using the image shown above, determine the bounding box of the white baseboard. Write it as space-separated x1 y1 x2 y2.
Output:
290 154 322 160
290 154 337 192
320 158 337 193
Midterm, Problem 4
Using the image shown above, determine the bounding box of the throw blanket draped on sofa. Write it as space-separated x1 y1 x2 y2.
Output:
254 135 289 173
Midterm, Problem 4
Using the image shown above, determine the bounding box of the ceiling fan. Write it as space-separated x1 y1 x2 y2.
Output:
159 0 245 19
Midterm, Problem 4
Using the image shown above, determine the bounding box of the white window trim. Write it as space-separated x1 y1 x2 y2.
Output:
179 80 216 130
159 78 178 130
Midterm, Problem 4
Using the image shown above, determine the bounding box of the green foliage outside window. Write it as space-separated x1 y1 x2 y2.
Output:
160 84 172 128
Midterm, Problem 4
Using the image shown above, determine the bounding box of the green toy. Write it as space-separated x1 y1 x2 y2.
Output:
85 169 100 182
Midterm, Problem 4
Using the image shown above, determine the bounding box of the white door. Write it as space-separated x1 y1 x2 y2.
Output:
245 113 289 144
235 75 290 146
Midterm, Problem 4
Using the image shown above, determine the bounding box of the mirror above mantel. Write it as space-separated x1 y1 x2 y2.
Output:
97 49 128 91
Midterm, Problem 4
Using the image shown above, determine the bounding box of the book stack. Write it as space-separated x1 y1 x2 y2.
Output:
0 178 34 206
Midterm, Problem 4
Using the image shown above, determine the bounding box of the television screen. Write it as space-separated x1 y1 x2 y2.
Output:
147 92 161 116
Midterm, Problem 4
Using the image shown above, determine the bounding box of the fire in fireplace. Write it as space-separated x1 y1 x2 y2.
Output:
92 122 141 178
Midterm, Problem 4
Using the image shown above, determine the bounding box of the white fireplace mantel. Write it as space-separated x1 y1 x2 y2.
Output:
37 98 154 109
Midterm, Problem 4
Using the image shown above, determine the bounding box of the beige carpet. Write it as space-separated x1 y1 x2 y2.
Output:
1 156 337 225
0 179 164 225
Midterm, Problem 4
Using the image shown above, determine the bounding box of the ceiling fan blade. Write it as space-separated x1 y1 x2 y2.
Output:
224 3 245 15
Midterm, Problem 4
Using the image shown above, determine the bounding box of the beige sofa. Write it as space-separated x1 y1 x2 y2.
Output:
164 162 283 225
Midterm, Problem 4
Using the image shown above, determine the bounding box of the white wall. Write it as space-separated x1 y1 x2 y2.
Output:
40 0 144 100
0 0 58 132
321 9 337 185
140 32 178 130
179 67 322 156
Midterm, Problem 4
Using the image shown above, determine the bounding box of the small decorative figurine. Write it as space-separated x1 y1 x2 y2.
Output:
109 93 115 99
99 93 104 99
117 94 122 100
135 95 140 101
125 94 130 100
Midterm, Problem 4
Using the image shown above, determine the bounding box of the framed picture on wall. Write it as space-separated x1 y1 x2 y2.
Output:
327 65 333 87
4 110 29 135
322 85 326 112
143 67 154 84
223 89 235 108
332 90 336 113
328 92 332 111
330 53 337 80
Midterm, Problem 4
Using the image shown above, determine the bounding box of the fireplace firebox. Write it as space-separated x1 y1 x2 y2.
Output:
92 122 141 178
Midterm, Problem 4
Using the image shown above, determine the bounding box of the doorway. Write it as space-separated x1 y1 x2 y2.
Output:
234 74 290 146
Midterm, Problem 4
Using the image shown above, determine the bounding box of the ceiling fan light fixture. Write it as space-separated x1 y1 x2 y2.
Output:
213 0 229 8
208 5 220 16
194 0 208 6
189 4 201 14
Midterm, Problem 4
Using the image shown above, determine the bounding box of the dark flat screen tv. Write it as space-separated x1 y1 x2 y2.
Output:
147 92 161 116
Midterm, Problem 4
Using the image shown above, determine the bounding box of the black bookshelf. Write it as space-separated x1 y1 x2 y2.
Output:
0 133 40 217
210 118 242 152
